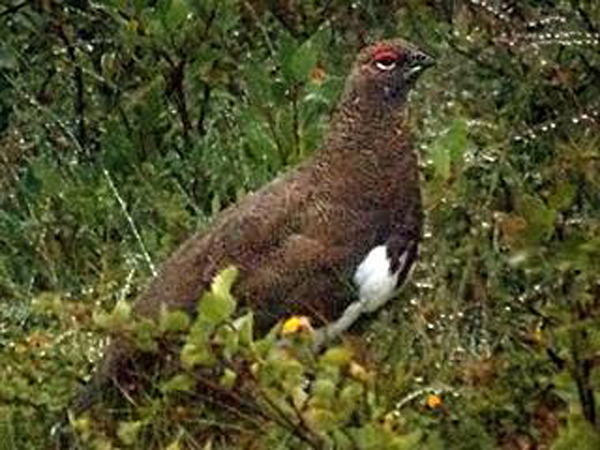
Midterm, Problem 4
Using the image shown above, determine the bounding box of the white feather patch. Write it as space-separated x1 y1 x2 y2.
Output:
313 244 410 349
354 245 399 312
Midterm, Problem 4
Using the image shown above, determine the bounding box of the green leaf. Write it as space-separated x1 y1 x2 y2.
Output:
112 299 132 323
163 0 191 28
31 292 63 317
430 140 451 180
390 429 424 450
159 309 191 334
254 322 280 356
243 62 274 103
0 47 18 70
517 194 557 243
264 349 305 391
305 407 338 433
219 368 237 389
180 341 215 369
332 429 353 449
310 378 336 407
446 118 468 160
165 438 181 450
234 313 254 347
290 39 319 83
165 439 182 450
32 158 63 197
156 0 173 16
197 266 238 325
241 116 279 168
319 347 353 369
133 318 159 352
213 266 239 297
214 323 239 359
161 374 195 393
429 118 468 181
350 423 387 448
338 382 363 413
547 179 576 211
117 420 143 446
93 300 132 331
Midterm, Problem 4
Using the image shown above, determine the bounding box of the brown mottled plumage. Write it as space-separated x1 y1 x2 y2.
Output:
72 39 434 414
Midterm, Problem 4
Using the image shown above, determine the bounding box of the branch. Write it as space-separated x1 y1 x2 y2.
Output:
565 273 597 425
267 0 304 39
165 59 192 150
56 24 88 154
570 0 599 34
254 385 322 449
197 82 211 136
0 0 28 19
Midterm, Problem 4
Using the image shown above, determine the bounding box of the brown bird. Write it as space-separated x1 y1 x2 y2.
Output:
71 38 434 414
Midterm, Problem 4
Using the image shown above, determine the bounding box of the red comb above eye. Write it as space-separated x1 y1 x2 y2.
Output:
373 47 400 62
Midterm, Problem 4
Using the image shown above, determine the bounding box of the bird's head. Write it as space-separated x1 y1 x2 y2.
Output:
345 39 435 108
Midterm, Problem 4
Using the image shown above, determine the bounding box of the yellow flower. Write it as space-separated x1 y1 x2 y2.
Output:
281 316 313 336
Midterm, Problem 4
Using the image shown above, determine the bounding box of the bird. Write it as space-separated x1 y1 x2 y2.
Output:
70 38 434 415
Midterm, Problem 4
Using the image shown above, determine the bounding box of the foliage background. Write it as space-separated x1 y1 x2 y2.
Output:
0 0 599 448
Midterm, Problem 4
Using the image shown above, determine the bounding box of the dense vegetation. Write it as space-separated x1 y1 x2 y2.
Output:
1 0 599 448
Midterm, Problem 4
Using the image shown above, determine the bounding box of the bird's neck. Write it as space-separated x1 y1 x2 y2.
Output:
319 92 410 167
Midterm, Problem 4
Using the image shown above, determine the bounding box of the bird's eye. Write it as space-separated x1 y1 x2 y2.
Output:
374 58 397 71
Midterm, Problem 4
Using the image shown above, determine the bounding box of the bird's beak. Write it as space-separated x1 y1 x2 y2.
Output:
416 50 436 70
405 50 435 82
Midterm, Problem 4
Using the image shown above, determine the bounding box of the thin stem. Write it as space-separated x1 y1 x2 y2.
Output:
291 85 301 160
243 1 276 58
103 168 157 277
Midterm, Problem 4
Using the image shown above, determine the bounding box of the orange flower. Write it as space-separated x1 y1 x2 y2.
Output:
310 67 327 85
426 394 442 409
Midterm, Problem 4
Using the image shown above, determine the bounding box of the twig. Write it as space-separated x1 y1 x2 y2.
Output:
394 384 455 410
56 24 88 154
6 73 86 156
254 386 322 449
102 168 157 277
165 59 192 150
195 5 217 137
571 0 599 34
262 105 285 164
189 371 270 430
446 36 511 79
0 0 28 19
243 1 276 57
565 273 597 425
198 82 211 136
265 1 302 39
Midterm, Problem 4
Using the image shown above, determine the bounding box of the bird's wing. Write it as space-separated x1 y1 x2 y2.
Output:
132 166 315 318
